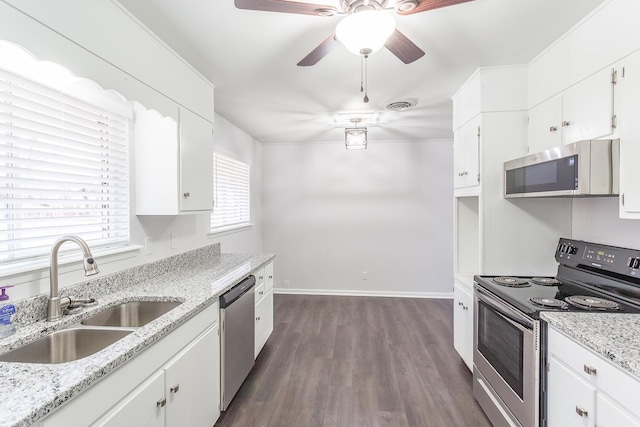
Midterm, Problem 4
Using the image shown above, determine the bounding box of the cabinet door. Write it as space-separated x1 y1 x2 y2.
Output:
453 117 481 189
547 355 596 427
179 107 214 212
528 96 563 153
164 325 220 427
562 67 615 144
93 371 165 427
597 393 640 427
619 51 640 218
453 281 473 371
255 289 273 359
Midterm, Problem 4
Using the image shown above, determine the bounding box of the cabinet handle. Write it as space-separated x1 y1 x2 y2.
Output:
157 398 167 407
170 384 180 394
259 291 264 295
269 275 273 279
256 316 261 321
458 302 463 306
575 406 588 417
562 120 571 127
583 365 597 375
549 126 558 132
183 192 190 198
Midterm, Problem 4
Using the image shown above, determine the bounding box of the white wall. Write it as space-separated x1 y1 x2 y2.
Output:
572 198 640 249
0 1 263 301
262 139 453 297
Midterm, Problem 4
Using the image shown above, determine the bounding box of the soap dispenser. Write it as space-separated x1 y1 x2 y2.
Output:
0 286 16 338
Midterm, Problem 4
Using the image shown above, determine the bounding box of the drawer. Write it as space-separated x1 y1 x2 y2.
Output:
265 262 274 292
255 268 265 287
548 326 640 415
254 282 266 305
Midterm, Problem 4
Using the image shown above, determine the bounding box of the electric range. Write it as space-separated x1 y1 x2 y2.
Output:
471 238 640 427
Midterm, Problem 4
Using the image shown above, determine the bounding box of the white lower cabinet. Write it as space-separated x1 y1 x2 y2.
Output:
95 371 165 427
453 280 473 371
39 303 220 427
254 262 274 359
546 325 640 427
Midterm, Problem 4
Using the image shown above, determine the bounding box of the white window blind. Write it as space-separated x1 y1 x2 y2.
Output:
0 67 130 266
211 153 250 231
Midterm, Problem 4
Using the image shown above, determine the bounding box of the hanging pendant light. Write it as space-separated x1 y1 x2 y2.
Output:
345 118 368 150
335 11 396 55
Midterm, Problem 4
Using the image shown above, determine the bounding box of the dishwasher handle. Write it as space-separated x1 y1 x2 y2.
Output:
219 275 256 308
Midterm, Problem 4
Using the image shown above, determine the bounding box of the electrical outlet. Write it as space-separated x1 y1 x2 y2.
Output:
362 271 368 280
170 233 177 249
284 280 290 288
144 237 153 255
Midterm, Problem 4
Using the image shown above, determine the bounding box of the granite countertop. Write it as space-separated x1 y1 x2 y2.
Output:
542 312 640 378
0 244 275 427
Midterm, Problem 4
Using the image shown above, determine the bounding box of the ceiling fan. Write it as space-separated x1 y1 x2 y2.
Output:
234 0 474 66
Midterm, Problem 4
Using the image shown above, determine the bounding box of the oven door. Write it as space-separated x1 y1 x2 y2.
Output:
473 286 540 427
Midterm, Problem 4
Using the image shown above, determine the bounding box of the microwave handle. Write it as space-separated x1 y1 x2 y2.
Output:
475 286 534 330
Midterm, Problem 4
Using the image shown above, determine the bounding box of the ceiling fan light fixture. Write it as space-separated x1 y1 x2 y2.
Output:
315 7 337 16
336 11 396 55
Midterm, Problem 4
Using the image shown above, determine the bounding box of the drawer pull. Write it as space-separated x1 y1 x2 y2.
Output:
259 291 264 295
583 365 597 375
549 126 558 132
170 384 180 394
575 406 588 417
157 398 167 407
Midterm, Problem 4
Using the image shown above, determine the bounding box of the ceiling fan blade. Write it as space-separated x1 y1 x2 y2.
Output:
234 0 337 16
398 0 474 15
297 33 340 66
385 30 425 64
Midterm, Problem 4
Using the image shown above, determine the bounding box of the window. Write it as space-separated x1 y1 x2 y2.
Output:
0 65 131 267
211 153 250 232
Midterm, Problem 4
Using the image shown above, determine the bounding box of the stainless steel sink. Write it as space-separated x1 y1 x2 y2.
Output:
81 301 182 328
0 328 132 364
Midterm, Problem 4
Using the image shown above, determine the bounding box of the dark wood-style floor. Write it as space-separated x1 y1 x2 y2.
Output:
215 295 491 427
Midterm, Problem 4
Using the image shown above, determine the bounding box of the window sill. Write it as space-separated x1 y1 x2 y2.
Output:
0 245 143 280
208 223 254 238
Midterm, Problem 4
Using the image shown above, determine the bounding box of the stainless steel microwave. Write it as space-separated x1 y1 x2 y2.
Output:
504 139 619 198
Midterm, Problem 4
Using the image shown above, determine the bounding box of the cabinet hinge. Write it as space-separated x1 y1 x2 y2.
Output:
477 173 480 183
612 115 617 129
622 66 626 78
611 69 618 85
476 126 481 137
546 362 550 372
622 193 625 207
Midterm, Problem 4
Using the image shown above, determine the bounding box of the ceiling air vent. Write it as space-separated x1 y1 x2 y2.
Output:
384 99 417 112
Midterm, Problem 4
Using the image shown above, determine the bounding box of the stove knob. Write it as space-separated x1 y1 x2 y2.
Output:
633 258 640 269
569 245 578 255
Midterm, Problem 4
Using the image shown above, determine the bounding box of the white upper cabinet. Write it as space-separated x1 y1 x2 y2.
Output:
561 67 617 143
178 108 214 212
618 50 640 219
135 105 214 215
453 116 481 191
527 96 563 153
528 67 617 154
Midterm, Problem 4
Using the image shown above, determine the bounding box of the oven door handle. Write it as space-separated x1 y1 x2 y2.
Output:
475 287 534 330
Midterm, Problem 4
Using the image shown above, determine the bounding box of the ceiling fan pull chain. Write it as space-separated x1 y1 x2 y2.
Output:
363 53 369 103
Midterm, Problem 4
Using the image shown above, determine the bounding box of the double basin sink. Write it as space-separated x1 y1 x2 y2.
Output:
0 301 181 364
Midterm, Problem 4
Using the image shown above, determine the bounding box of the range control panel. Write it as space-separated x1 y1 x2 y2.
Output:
555 238 640 278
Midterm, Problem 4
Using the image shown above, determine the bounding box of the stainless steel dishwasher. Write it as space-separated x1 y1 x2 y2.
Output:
219 275 256 411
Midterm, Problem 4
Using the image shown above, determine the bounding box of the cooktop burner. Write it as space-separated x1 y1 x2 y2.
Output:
565 296 620 311
529 297 569 309
492 277 530 287
530 277 560 286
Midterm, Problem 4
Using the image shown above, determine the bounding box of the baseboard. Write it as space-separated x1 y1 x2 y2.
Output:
273 288 453 299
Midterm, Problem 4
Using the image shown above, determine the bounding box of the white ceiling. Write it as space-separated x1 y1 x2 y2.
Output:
117 0 606 143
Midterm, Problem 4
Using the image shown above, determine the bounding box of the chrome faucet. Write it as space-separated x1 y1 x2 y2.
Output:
47 235 100 322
